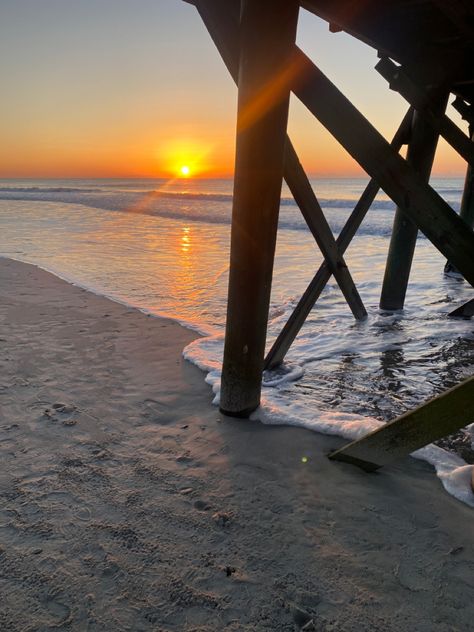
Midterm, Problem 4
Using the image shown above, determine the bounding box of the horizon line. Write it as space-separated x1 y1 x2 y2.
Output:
0 172 467 180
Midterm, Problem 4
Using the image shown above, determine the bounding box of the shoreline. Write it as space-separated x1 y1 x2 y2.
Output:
0 253 215 338
7 253 474 507
1 257 474 631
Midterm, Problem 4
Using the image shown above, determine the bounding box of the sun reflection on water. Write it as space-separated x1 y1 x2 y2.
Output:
181 226 191 253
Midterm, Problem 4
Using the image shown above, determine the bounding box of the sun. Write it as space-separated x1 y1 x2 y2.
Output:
180 165 191 177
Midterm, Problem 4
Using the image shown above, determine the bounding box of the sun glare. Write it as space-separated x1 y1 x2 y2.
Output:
158 139 213 178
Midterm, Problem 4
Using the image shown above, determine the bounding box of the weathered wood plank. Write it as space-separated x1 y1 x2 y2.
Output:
264 108 413 369
193 0 367 321
219 0 300 416
449 298 474 318
329 376 474 472
380 93 448 310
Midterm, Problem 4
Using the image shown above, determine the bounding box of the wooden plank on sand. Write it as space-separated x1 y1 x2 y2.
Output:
450 298 474 318
329 376 474 472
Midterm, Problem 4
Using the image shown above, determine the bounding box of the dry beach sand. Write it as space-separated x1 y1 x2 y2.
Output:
1 257 474 631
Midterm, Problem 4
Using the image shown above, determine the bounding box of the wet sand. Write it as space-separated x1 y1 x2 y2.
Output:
1 257 473 631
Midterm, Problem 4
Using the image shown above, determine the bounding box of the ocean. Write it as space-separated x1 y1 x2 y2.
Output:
1 177 473 505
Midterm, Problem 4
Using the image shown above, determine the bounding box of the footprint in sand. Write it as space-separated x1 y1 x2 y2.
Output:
61 418 77 426
193 499 211 511
41 402 78 425
44 595 71 625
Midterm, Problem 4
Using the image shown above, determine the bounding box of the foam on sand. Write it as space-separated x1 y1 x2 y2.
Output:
184 335 474 508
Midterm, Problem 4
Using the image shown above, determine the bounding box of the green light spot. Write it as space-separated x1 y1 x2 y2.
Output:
301 456 308 464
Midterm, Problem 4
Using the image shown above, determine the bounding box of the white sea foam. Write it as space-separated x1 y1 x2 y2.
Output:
183 334 474 507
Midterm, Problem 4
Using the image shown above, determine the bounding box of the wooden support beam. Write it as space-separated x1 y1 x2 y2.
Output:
329 376 474 472
291 52 474 288
380 93 448 311
448 149 474 312
219 0 300 416
193 0 367 322
445 124 474 278
450 298 474 318
459 157 474 227
189 0 240 79
375 57 474 166
445 156 474 277
452 101 474 228
283 141 367 321
264 108 413 369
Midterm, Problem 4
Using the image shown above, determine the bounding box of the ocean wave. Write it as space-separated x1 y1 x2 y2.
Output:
0 187 461 238
146 190 234 203
0 185 397 211
435 188 464 196
0 186 100 193
145 189 400 210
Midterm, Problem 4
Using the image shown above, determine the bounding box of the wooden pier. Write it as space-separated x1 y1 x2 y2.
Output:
184 0 474 479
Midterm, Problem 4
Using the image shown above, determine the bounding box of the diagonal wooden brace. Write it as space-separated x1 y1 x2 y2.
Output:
283 141 367 320
190 0 366 321
291 52 474 287
449 298 474 318
376 57 474 166
329 376 474 472
265 108 413 369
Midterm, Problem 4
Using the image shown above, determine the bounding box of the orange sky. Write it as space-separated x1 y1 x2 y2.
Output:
0 1 468 179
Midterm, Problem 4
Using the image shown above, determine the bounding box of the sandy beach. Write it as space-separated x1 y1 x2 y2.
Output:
1 257 474 632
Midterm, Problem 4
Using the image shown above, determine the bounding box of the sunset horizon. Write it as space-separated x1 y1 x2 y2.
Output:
1 2 469 181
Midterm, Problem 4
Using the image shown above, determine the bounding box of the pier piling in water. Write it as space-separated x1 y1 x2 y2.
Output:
445 102 474 278
380 93 448 311
218 0 300 416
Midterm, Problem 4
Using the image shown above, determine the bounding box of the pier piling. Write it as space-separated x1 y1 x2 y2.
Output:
219 0 300 416
380 93 448 311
